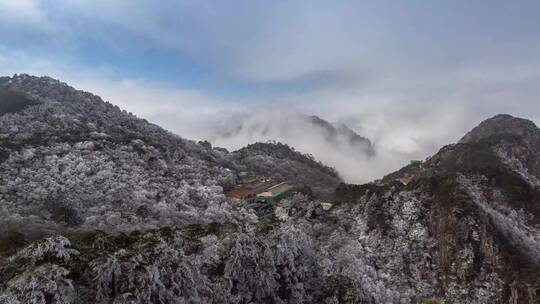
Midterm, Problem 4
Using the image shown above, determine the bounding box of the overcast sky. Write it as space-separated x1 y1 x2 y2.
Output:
1 0 540 180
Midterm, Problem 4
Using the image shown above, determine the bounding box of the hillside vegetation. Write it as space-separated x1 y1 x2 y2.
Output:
0 75 538 303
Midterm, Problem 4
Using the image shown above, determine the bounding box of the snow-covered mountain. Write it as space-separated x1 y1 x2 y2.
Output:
0 75 539 303
0 75 339 236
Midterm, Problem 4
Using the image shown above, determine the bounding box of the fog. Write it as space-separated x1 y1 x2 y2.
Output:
209 110 381 183
168 88 539 184
72 74 539 184
198 110 462 183
153 96 539 184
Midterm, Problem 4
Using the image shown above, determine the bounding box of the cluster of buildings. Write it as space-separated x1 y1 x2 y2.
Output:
225 172 337 214
225 172 295 204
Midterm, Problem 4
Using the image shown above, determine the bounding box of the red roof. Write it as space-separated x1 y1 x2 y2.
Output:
225 188 254 199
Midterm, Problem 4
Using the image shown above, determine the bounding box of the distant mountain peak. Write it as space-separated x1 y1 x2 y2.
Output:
307 115 330 127
307 115 375 156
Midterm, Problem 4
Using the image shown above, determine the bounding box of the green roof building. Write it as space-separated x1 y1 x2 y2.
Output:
256 182 295 204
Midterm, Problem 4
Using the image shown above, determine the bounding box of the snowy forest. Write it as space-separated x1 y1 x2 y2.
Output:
1 75 539 303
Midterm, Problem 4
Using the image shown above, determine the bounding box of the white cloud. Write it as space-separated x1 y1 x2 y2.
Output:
0 0 48 23
0 0 56 37
15 1 540 88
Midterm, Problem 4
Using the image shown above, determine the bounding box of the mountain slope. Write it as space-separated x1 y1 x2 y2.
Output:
331 114 540 303
0 74 338 239
0 89 39 116
0 75 244 239
1 75 539 304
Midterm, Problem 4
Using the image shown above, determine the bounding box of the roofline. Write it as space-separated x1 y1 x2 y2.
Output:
266 181 291 191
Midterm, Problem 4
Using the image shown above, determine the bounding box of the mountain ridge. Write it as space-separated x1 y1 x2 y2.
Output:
307 114 375 156
460 114 540 148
